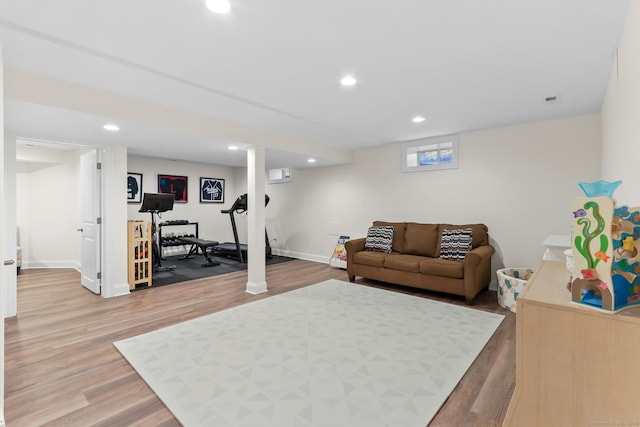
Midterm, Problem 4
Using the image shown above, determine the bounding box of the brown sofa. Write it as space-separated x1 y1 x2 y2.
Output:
345 221 495 304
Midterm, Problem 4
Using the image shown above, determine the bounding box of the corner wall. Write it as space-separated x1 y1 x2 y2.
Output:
602 0 640 206
266 114 601 280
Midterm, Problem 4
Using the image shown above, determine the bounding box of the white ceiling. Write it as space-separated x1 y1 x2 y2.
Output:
0 0 630 169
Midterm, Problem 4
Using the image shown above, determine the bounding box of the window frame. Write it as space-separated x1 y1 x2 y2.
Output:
401 134 459 173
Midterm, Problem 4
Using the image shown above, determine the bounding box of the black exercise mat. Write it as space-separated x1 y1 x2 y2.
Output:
134 254 293 290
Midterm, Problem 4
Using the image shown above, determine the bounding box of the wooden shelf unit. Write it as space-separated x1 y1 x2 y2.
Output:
503 261 640 426
127 220 152 290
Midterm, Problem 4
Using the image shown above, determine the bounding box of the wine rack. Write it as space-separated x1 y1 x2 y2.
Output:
127 220 152 290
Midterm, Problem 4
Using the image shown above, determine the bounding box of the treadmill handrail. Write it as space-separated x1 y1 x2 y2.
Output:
221 194 269 214
218 193 271 263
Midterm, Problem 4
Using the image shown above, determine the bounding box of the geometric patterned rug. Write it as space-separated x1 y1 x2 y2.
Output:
114 280 503 426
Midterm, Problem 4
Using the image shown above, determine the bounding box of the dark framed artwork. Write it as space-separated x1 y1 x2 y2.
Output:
200 177 225 203
157 174 188 203
127 172 143 203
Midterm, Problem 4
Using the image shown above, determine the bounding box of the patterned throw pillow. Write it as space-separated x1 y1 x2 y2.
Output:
439 228 473 261
364 226 394 253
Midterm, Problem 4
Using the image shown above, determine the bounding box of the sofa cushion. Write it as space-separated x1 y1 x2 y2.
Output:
364 226 394 253
420 258 465 279
439 228 473 261
384 254 423 273
353 250 387 268
403 223 439 257
373 221 406 253
438 223 489 249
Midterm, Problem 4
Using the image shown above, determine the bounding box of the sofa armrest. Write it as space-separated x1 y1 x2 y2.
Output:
345 238 366 281
345 238 366 260
466 245 494 263
463 245 495 304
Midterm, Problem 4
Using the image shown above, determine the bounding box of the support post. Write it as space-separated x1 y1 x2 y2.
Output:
246 146 267 294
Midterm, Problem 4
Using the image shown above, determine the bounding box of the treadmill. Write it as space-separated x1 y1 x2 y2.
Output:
212 193 272 263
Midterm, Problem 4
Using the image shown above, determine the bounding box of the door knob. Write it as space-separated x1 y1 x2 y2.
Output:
4 260 15 266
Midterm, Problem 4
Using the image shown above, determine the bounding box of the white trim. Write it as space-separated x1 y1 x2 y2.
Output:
110 282 131 297
246 281 267 295
273 249 329 264
23 260 81 270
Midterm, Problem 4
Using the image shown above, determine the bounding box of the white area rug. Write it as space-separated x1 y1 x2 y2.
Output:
114 279 503 427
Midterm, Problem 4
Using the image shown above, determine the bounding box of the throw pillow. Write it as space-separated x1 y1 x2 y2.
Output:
364 226 394 253
439 228 473 261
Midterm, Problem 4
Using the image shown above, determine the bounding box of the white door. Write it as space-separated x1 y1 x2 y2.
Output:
80 150 101 294
3 133 18 317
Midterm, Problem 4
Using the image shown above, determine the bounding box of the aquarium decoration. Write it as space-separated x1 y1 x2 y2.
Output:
571 181 640 312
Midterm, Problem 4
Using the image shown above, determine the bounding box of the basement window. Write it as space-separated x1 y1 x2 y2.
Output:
401 135 459 173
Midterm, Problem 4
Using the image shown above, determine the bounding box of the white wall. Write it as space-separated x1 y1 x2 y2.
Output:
15 152 250 267
15 114 602 285
602 0 640 206
16 147 83 268
265 114 602 278
127 156 243 253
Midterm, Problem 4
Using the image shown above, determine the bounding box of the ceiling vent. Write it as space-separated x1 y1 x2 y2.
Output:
545 95 560 104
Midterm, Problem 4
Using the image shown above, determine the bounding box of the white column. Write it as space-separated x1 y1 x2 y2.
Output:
100 145 130 297
246 146 267 294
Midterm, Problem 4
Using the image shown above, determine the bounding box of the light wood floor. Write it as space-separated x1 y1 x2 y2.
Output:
5 260 515 426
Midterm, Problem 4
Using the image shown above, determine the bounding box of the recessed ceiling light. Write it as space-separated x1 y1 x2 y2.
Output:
340 75 357 87
228 145 239 150
205 0 230 14
412 116 426 123
103 124 120 132
307 158 316 163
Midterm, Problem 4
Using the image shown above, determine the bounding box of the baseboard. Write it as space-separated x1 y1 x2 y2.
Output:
246 281 268 295
107 282 131 298
272 249 329 264
23 260 81 270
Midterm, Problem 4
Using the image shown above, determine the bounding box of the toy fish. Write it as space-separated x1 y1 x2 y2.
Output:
595 251 610 262
573 209 587 218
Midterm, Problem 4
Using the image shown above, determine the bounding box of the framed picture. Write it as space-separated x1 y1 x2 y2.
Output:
200 177 225 203
127 172 143 203
158 174 188 203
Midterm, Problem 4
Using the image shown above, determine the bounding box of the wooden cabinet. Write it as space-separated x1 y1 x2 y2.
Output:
503 261 640 426
127 220 152 290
